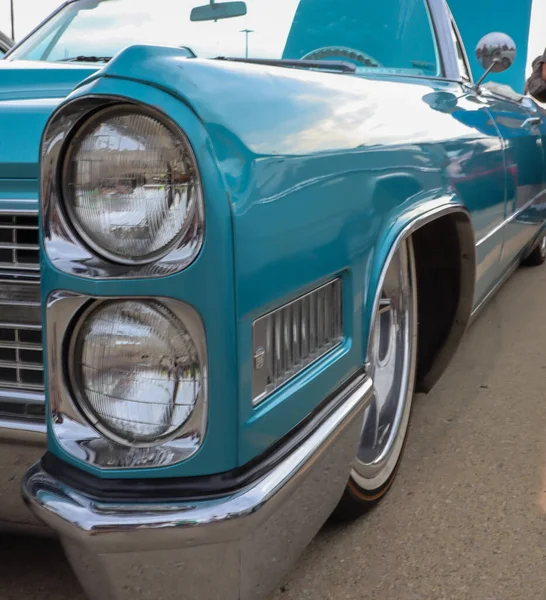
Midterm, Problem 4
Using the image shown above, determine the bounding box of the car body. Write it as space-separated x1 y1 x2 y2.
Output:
0 0 545 599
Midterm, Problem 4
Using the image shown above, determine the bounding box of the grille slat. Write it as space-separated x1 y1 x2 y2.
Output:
0 214 44 421
0 214 40 276
0 243 40 251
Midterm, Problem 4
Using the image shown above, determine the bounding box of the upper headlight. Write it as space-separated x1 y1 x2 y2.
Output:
69 299 205 447
62 106 202 265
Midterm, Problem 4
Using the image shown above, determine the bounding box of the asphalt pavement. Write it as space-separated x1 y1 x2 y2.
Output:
2 262 546 600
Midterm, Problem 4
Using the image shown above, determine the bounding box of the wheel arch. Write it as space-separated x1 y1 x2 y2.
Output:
365 200 476 394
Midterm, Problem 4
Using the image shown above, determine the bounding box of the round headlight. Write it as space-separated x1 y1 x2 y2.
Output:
69 300 204 447
63 106 202 265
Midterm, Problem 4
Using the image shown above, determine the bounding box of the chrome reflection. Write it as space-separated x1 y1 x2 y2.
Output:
47 291 208 469
41 96 204 280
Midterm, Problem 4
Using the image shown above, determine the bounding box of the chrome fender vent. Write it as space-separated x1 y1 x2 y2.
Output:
252 278 343 405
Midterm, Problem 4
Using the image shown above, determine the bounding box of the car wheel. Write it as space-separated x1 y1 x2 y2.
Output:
332 237 418 521
522 234 546 267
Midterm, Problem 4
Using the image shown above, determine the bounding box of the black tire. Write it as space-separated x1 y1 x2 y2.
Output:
522 234 546 267
332 237 418 522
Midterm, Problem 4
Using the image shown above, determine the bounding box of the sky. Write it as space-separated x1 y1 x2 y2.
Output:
0 0 545 74
0 0 60 40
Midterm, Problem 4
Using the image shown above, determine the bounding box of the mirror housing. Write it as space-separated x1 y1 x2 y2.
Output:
190 1 247 22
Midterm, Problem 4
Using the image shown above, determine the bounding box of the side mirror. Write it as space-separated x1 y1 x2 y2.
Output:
476 32 516 72
474 32 516 90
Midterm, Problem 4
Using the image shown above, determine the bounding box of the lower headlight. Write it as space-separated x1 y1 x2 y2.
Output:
69 299 204 447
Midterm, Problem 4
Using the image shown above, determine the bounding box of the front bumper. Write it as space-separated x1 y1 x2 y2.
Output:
23 374 372 600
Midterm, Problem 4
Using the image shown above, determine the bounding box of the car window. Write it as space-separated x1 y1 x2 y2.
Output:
10 0 441 77
449 19 471 82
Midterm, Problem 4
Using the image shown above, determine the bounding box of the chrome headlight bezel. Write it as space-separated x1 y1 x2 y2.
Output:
41 96 205 280
66 298 205 449
48 291 208 469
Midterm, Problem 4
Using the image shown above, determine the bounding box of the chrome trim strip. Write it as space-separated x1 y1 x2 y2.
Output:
23 374 372 600
47 291 208 469
0 389 44 405
0 208 39 214
470 257 520 322
476 191 546 248
41 95 204 280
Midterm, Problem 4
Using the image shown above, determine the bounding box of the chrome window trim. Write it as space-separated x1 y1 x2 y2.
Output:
442 0 473 83
47 291 209 469
41 95 205 280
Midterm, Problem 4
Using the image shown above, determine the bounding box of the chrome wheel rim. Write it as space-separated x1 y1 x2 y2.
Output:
352 238 417 491
540 235 546 259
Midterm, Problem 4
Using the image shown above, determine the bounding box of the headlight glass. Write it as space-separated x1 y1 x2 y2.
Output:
70 300 203 447
63 107 201 264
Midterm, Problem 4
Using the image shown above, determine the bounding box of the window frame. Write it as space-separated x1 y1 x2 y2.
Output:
448 14 473 83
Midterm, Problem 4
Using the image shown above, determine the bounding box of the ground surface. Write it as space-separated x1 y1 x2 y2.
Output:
2 263 546 600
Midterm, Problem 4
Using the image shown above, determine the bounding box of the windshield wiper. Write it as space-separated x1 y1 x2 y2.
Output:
57 56 112 63
215 57 356 73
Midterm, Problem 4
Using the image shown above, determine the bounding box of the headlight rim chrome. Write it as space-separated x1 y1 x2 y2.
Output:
60 103 203 267
47 291 209 469
66 298 206 449
41 94 205 281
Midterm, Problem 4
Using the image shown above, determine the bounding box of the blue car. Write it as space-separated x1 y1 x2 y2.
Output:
0 0 544 599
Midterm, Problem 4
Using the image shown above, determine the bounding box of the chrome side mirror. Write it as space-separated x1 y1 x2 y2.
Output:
474 32 516 90
476 32 516 72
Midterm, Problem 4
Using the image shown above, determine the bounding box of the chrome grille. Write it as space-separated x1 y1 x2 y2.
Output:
252 278 343 405
0 281 43 392
0 211 44 427
0 213 40 280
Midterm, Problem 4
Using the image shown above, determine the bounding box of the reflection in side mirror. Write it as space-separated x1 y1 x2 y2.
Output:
190 1 247 22
476 32 516 73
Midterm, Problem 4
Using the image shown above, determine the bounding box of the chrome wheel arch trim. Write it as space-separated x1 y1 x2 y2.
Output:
352 237 418 490
365 202 476 393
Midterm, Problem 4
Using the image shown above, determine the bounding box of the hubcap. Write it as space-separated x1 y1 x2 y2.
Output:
352 239 417 491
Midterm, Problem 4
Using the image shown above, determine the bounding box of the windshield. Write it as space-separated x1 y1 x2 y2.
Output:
9 0 440 76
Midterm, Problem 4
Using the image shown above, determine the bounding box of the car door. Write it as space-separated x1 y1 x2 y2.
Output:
479 89 546 273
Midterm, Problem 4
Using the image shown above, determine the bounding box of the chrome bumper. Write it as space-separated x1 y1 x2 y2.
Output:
22 375 372 600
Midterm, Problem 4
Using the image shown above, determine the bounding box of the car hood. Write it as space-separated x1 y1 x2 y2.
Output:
0 61 99 182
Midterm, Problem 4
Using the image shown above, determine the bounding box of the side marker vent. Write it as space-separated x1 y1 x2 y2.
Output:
252 278 343 405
